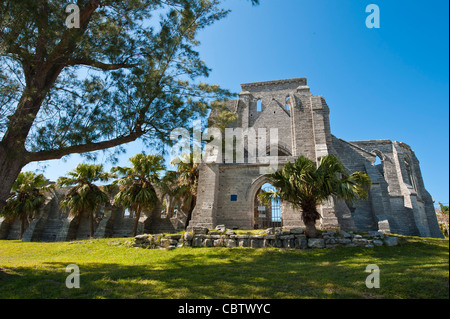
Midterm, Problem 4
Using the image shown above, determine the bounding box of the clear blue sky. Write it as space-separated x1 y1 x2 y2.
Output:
25 0 449 204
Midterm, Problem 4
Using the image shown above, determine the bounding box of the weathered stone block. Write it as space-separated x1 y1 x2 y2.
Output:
184 232 194 241
216 225 226 232
373 240 383 246
338 238 351 245
250 239 263 248
165 234 182 240
238 238 249 247
160 238 170 248
367 231 384 239
214 239 224 247
339 230 352 238
203 239 213 247
192 226 209 235
289 227 304 235
226 239 237 248
352 238 368 246
192 236 203 247
308 238 325 249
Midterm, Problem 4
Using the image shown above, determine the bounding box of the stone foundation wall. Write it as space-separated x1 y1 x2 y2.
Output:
133 226 399 250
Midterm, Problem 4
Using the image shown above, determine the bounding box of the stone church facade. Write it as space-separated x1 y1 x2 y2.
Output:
187 77 443 238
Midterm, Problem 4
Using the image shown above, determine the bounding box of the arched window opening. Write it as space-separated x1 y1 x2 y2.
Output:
285 96 290 110
374 156 384 175
256 99 262 112
374 156 382 166
372 150 385 176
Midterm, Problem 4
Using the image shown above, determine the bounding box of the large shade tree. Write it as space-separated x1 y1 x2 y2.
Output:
58 163 114 238
112 153 166 236
259 155 372 238
0 171 49 239
0 0 259 211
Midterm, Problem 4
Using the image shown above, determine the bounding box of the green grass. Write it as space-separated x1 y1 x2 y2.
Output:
0 236 448 299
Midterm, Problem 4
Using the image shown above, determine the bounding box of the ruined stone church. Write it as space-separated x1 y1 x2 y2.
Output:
0 77 443 240
187 77 443 238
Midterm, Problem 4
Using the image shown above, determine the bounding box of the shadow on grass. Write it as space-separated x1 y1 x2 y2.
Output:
0 240 448 299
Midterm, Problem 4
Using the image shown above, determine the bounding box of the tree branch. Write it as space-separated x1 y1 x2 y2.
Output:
66 59 138 71
28 130 145 162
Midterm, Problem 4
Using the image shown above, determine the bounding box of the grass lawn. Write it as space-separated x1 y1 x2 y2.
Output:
0 236 448 299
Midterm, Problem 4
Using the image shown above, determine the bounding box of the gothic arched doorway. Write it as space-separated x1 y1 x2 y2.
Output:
254 183 282 229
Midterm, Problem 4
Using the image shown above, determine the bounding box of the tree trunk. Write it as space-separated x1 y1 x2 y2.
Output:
0 150 27 212
301 204 321 238
304 219 318 238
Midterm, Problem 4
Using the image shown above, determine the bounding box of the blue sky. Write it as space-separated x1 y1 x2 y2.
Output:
24 0 449 204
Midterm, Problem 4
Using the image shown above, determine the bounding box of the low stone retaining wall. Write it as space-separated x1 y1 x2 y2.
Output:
133 226 400 250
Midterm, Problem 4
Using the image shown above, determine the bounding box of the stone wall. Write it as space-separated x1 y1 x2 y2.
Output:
133 226 400 251
0 186 188 241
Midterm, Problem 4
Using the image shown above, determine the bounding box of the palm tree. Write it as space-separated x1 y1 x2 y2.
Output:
58 164 114 238
259 155 372 238
112 153 166 237
169 153 200 228
1 172 49 239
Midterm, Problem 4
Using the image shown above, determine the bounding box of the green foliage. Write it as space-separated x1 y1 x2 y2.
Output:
57 164 113 237
1 172 49 219
0 171 50 238
262 155 372 208
166 152 200 219
438 202 449 216
112 154 165 235
208 101 239 132
260 155 372 234
0 0 241 164
58 164 115 188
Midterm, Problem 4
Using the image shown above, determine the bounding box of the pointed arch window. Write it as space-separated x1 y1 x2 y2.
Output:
285 96 290 110
256 99 262 112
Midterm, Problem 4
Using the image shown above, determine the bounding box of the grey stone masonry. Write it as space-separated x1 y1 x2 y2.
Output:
188 77 444 239
133 227 402 250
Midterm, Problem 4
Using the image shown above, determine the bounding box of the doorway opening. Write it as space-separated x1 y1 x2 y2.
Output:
254 183 282 229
